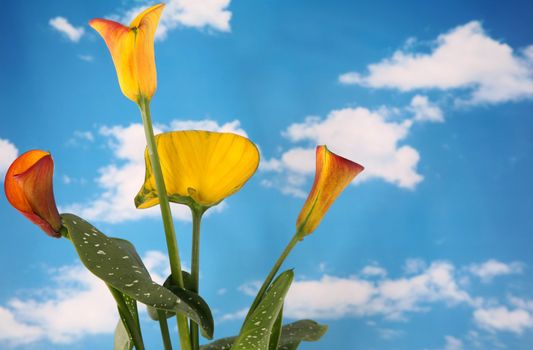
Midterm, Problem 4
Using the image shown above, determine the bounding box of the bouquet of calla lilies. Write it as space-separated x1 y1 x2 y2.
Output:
4 4 364 350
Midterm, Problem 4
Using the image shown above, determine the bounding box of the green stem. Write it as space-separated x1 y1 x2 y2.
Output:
108 286 145 350
242 232 301 326
157 311 173 350
138 97 191 350
190 206 205 350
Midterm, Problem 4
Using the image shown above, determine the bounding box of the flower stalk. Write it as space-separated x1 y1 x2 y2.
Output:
243 146 364 324
242 232 301 325
190 205 206 350
157 310 173 350
138 96 191 350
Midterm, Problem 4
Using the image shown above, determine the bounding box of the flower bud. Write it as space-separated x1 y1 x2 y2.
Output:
296 146 364 237
4 150 62 237
89 4 165 103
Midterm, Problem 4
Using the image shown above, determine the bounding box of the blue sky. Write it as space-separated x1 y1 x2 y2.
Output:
1 0 533 349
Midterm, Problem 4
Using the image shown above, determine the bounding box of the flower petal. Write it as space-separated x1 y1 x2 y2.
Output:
135 131 260 208
296 146 364 237
4 150 62 237
89 3 164 102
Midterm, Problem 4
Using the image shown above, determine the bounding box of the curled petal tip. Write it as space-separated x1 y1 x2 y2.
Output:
130 3 165 28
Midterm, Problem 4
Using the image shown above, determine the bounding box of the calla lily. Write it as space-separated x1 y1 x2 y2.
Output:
4 150 62 238
89 3 164 103
296 146 364 237
135 131 260 209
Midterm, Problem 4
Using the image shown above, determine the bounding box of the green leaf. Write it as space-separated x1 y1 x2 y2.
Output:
62 213 214 339
200 337 233 350
200 319 328 350
268 307 283 350
147 272 194 321
232 270 294 350
108 286 143 350
276 320 328 350
114 319 133 350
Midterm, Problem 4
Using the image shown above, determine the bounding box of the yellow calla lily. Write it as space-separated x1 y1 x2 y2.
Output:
296 145 364 237
89 4 164 103
135 131 260 209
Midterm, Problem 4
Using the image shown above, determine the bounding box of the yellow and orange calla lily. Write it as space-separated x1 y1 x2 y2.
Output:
296 146 364 237
135 131 260 209
89 4 164 103
4 150 62 238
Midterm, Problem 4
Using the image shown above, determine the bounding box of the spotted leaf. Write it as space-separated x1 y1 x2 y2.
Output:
200 319 327 350
111 289 138 350
114 318 133 350
268 307 283 350
61 213 214 339
146 271 195 321
232 270 293 350
275 320 327 350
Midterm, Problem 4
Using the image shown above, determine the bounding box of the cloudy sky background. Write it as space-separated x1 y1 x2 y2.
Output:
1 0 533 349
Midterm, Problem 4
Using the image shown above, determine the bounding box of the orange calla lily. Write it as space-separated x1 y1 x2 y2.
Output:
4 150 62 238
89 4 164 103
296 146 364 237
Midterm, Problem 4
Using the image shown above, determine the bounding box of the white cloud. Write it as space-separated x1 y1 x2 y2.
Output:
474 306 533 334
465 330 507 349
167 119 245 133
0 138 18 181
61 119 247 223
378 328 404 340
7 267 117 344
237 280 261 297
468 259 523 282
62 175 73 185
142 250 172 284
375 262 473 318
261 106 423 196
160 0 231 35
49 17 85 42
0 266 115 345
339 21 533 105
283 261 473 320
66 130 95 148
442 336 463 350
403 258 427 274
409 95 444 123
509 296 533 311
318 262 327 273
61 175 87 186
120 0 232 40
0 308 43 345
224 259 533 341
361 265 387 278
61 123 168 223
218 307 248 322
285 275 374 319
338 72 363 85
0 251 168 345
78 54 94 62
74 130 94 142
